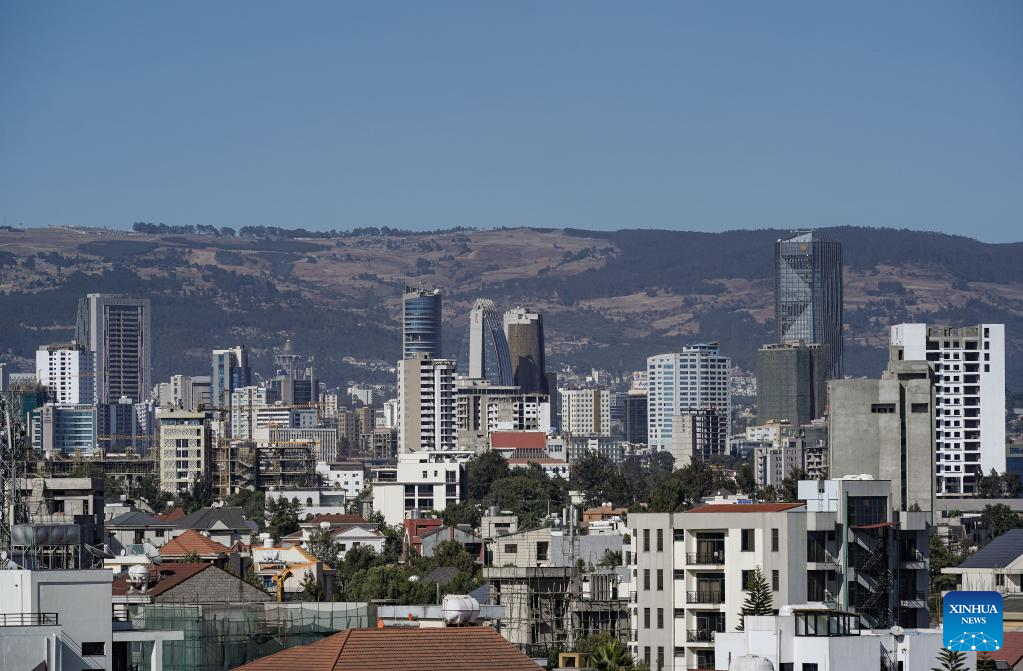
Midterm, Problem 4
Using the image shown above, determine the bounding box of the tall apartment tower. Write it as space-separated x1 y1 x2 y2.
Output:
157 408 213 493
756 341 829 427
211 346 251 409
828 346 937 511
397 353 456 453
35 342 95 405
402 285 442 360
775 231 843 379
559 388 611 437
646 344 731 453
891 323 1006 495
457 298 513 385
624 391 648 444
75 293 151 403
503 307 547 394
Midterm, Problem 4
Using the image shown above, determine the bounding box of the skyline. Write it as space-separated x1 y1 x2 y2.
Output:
1 2 1021 242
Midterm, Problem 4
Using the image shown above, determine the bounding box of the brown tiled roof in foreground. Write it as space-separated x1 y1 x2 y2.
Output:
686 502 805 514
112 563 210 597
234 626 542 671
155 506 186 522
159 529 230 557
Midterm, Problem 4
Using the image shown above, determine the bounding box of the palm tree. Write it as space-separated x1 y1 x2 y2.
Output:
590 638 635 671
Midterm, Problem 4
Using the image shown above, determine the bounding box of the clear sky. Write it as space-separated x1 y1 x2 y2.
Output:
1 2 1021 241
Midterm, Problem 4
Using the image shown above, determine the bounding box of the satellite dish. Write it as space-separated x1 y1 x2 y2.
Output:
85 544 116 560
890 625 905 639
1 551 7 560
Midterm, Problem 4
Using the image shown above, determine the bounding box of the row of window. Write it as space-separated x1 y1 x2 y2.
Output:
637 527 780 552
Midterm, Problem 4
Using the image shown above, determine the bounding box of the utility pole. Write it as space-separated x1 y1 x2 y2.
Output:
0 393 26 555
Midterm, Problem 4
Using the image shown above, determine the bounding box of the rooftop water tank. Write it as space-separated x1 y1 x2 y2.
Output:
441 594 480 626
730 655 775 671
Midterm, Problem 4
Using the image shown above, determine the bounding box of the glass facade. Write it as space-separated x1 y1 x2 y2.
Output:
457 298 513 384
402 285 442 359
774 231 843 378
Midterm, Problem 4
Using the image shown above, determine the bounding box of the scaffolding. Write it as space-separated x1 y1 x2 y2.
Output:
125 601 373 671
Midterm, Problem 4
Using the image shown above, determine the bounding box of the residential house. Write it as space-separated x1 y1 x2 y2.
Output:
106 510 176 554
111 563 271 608
158 529 232 567
942 529 1023 594
171 506 258 547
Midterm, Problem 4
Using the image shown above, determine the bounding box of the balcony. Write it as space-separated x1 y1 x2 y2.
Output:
687 590 725 604
687 629 721 643
0 613 59 627
686 552 725 565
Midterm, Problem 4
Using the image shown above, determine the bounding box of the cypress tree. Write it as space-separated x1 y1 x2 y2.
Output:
737 566 774 631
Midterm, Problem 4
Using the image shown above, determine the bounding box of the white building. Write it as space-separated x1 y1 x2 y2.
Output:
891 323 1006 495
397 353 456 453
157 408 212 493
370 451 469 526
348 386 375 406
254 405 316 431
647 344 731 452
559 388 611 436
35 342 95 405
265 488 347 517
229 385 268 440
315 462 366 499
380 398 400 429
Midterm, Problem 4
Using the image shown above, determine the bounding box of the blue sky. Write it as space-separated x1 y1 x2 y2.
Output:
1 2 1021 241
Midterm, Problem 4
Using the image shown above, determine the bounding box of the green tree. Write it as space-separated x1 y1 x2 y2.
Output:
136 475 172 510
299 569 323 602
486 465 568 529
980 503 1023 539
976 652 996 671
647 461 729 512
243 566 265 591
735 464 757 496
931 648 967 671
176 476 215 513
590 638 635 671
441 501 482 529
738 567 774 630
467 451 510 501
779 467 808 503
598 549 623 568
225 488 266 528
305 528 342 567
180 551 202 563
264 496 302 542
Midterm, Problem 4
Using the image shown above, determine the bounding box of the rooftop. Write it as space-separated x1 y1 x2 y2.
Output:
107 510 173 528
686 503 805 514
111 563 210 597
155 506 186 522
233 626 541 671
490 431 547 450
957 529 1023 569
160 529 231 558
175 506 257 532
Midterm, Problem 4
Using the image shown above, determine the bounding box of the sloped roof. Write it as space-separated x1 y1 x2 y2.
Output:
490 431 547 450
958 529 1023 569
993 630 1023 665
175 506 257 532
160 529 231 557
233 627 541 671
112 563 210 597
107 510 173 528
155 507 187 522
420 566 460 585
686 503 805 514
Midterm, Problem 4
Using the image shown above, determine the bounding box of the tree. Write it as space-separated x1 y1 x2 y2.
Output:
441 501 482 529
299 570 323 602
136 475 172 510
225 488 265 528
735 464 757 496
931 648 967 671
599 549 623 568
976 652 996 671
779 467 808 503
264 497 302 542
176 476 215 513
305 528 342 567
244 566 264 591
467 451 510 501
180 551 202 563
738 567 774 630
980 503 1023 539
590 638 635 671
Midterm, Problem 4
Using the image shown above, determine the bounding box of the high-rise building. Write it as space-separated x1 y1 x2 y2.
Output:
75 293 151 403
211 346 251 409
559 388 611 437
157 408 213 493
397 353 456 453
646 344 731 452
457 298 513 385
624 391 648 444
756 341 829 427
668 408 729 466
31 403 98 456
455 379 551 451
774 231 843 379
402 285 442 360
890 323 1006 496
828 347 937 511
503 307 547 394
35 342 95 405
230 385 269 440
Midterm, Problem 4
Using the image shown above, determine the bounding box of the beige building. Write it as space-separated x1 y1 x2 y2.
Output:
397 353 456 453
559 388 610 437
158 408 213 493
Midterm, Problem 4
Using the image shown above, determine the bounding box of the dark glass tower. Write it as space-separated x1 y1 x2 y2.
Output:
503 307 547 393
402 285 442 360
774 231 843 378
457 298 513 385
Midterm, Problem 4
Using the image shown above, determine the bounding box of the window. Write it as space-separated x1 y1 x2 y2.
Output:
673 528 684 542
771 528 779 552
802 665 819 671
643 569 650 590
657 646 664 666
536 541 549 561
644 608 651 629
871 403 896 414
657 608 664 629
656 528 663 551
82 642 105 657
911 403 929 413
643 529 650 552
741 529 755 552
657 569 664 590
742 570 754 590
772 570 780 591
504 544 517 554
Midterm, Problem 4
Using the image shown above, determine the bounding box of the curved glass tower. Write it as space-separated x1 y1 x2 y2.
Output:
402 285 442 359
457 298 513 384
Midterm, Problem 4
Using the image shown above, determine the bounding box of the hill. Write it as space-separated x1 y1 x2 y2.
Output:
0 225 1020 390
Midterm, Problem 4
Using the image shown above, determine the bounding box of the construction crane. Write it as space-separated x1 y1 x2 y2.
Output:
271 567 293 603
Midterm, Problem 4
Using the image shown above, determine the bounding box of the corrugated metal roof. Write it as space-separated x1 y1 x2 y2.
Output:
958 529 1023 569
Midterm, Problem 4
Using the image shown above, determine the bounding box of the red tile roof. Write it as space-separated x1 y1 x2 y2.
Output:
155 506 186 522
234 627 541 671
686 503 805 514
490 431 547 450
112 563 211 597
160 529 231 557
993 631 1023 665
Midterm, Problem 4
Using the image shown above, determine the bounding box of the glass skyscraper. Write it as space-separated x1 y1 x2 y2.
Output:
402 284 442 359
457 298 513 385
774 231 843 379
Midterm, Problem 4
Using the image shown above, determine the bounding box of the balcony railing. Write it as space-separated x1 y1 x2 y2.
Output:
686 629 721 642
686 552 725 565
687 590 725 604
0 613 59 627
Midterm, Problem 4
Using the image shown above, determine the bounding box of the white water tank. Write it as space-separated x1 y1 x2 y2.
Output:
441 594 480 625
729 655 774 671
